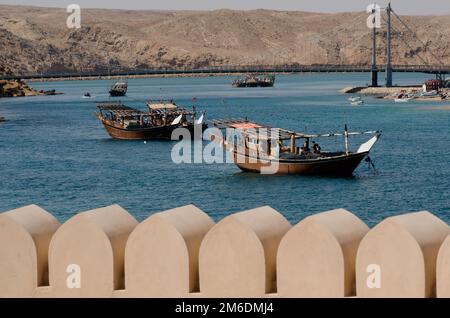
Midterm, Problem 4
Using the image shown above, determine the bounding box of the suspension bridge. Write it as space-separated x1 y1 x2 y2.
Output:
3 3 449 86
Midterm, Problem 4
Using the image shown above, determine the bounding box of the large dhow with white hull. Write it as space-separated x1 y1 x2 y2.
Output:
212 119 381 176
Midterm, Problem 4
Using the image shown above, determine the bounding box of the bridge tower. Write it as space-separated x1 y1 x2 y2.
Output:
370 7 378 87
385 3 393 87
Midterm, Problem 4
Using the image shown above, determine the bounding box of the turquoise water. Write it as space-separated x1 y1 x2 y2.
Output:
0 73 449 226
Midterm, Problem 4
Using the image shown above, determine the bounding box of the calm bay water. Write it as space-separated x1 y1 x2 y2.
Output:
0 73 449 226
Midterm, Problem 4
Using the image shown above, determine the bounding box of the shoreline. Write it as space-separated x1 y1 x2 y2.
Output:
341 86 449 102
0 79 63 98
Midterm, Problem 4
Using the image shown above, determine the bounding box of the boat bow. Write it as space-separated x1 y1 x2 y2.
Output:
357 133 381 154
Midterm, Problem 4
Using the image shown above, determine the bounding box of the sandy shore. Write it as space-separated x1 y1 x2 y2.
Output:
341 86 448 102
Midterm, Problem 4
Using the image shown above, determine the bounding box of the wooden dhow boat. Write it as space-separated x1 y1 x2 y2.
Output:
95 101 207 140
212 119 381 176
109 79 128 97
232 74 275 88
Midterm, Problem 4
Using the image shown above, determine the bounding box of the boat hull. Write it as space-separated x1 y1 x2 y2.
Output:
101 121 207 140
109 90 126 97
233 151 368 176
233 82 274 88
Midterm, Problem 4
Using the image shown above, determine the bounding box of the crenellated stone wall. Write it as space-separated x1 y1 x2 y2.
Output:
1 204 450 298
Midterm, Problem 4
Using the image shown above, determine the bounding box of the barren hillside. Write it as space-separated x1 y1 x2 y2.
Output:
1 5 450 76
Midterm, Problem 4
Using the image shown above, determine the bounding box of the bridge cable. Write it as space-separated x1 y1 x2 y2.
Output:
380 14 430 67
391 9 445 66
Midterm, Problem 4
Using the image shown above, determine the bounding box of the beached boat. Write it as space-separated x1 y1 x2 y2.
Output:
95 101 207 140
394 97 412 103
109 79 128 97
212 119 380 176
394 91 415 103
232 74 275 88
421 90 438 97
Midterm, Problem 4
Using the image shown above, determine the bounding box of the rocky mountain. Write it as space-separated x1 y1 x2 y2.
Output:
1 5 450 76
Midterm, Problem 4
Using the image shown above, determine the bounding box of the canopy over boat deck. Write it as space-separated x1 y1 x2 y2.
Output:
148 103 178 110
97 102 144 116
212 119 381 141
147 100 196 116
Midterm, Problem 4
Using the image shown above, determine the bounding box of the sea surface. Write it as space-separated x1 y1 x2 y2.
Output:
0 73 449 226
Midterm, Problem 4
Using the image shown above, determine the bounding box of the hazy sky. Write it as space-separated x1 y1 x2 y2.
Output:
1 0 450 15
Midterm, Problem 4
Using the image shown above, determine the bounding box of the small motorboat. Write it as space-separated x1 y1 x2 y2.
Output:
421 90 438 97
350 99 364 106
348 96 364 105
348 96 362 102
394 97 413 103
82 92 92 99
394 91 414 103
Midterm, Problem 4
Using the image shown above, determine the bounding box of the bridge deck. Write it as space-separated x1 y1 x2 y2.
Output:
2 65 450 80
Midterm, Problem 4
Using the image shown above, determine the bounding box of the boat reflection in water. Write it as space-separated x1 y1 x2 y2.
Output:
95 101 207 140
212 119 381 176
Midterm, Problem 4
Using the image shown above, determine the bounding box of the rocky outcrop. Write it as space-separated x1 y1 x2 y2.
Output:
0 79 60 97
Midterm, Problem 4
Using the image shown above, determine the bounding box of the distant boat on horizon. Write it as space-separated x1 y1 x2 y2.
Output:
109 79 128 97
232 74 275 88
